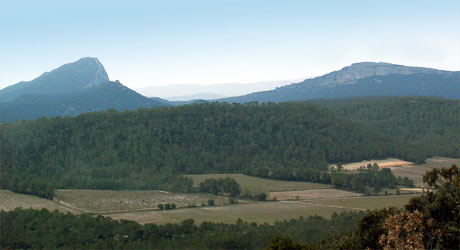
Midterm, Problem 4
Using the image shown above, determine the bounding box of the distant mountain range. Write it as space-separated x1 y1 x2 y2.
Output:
219 62 460 103
0 58 165 122
135 79 305 99
1 58 458 123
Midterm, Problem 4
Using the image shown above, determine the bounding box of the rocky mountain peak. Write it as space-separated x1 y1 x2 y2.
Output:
0 57 111 103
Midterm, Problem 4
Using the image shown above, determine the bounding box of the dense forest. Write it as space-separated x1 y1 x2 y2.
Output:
1 98 456 197
313 96 460 163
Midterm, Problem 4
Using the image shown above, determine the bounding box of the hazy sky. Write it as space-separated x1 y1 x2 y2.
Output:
1 0 459 89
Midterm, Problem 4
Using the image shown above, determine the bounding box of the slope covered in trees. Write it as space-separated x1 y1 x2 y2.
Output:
1 98 456 196
1 102 403 195
314 97 460 163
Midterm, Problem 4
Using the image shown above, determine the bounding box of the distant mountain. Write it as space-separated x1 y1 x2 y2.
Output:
165 92 227 101
219 62 460 103
0 57 166 122
135 78 305 98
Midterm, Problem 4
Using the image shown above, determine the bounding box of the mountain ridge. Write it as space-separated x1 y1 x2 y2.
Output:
219 62 459 103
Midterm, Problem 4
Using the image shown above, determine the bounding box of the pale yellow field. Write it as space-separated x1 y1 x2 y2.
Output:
186 173 332 194
330 158 413 171
0 190 79 213
269 189 362 201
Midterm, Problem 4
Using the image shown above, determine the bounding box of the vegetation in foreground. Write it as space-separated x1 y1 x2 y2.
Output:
0 208 363 249
268 165 460 250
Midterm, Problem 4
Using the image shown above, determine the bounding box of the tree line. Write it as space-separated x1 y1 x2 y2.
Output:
0 208 363 249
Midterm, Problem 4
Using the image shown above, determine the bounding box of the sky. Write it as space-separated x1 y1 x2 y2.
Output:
0 0 459 90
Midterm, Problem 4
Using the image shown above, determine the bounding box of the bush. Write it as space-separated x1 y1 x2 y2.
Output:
254 193 267 201
207 199 215 206
157 204 164 210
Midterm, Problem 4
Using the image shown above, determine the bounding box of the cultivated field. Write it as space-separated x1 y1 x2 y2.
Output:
330 158 413 171
106 194 418 225
268 189 362 201
305 194 417 211
0 190 79 213
186 174 332 194
54 189 228 213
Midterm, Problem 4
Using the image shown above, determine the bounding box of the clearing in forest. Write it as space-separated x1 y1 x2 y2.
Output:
186 173 332 194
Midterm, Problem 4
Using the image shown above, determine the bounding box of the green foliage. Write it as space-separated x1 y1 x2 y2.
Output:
265 235 314 250
254 193 267 201
405 165 460 249
207 199 215 206
317 97 460 162
319 165 460 250
0 209 364 249
199 177 241 197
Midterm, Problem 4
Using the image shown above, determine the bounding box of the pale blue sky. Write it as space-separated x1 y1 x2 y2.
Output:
1 0 459 89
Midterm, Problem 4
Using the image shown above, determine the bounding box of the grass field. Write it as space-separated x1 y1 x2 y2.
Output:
54 189 229 213
0 190 79 213
186 174 332 194
106 194 418 225
269 189 362 201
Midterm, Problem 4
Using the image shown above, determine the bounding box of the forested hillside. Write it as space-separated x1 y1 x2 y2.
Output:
314 97 460 163
1 102 397 195
1 99 457 197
